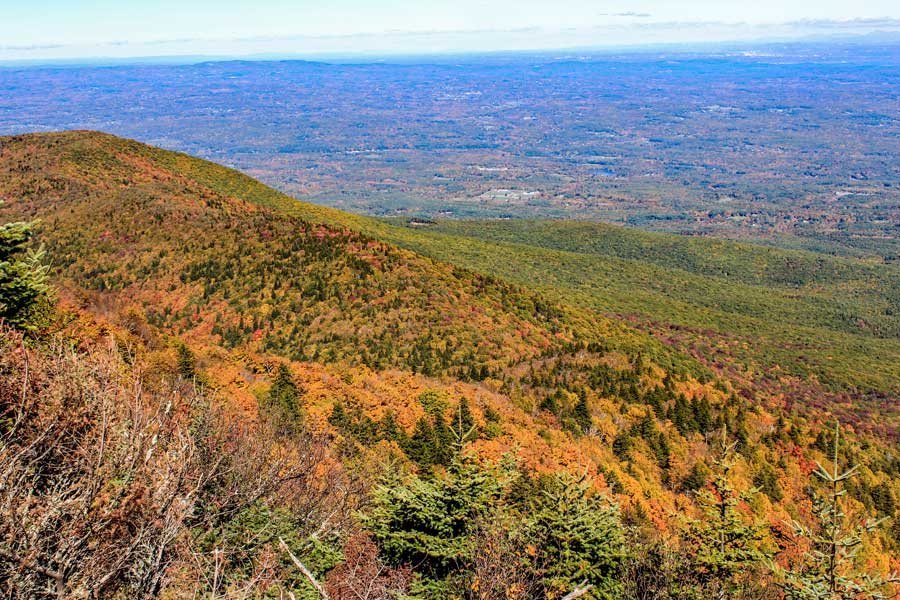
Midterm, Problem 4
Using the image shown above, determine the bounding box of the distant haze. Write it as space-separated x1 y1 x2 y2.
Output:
3 0 900 62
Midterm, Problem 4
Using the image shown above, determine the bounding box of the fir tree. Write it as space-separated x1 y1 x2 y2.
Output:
363 453 508 582
453 397 477 445
572 389 593 435
683 426 770 600
613 430 633 459
175 341 197 380
263 363 302 428
0 208 51 330
405 416 437 467
528 473 626 599
778 422 900 599
683 460 711 493
753 461 784 503
379 410 408 446
671 394 697 436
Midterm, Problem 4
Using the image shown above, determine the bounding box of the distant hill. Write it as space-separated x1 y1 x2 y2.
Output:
4 130 898 430
0 130 684 379
376 218 900 428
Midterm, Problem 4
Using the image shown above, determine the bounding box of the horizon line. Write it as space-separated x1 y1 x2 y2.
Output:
3 32 900 69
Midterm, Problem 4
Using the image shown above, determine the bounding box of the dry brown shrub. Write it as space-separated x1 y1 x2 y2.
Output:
0 327 353 599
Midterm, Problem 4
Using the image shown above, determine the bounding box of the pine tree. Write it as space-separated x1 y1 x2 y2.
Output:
0 209 51 330
778 422 900 599
683 427 770 599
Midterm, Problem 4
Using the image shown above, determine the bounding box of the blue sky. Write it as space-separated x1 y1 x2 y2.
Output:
2 0 900 60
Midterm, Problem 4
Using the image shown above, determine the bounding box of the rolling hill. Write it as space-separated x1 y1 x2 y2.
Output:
374 219 900 426
2 130 900 596
0 131 639 376
4 130 899 427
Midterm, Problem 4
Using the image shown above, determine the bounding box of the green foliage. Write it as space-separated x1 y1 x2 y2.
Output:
363 454 626 599
753 461 784 503
778 423 900 599
262 363 302 428
528 473 626 599
418 390 449 419
683 461 711 493
0 208 50 330
379 217 900 406
451 397 477 445
195 501 343 599
481 405 502 439
175 341 197 380
363 454 508 581
571 390 593 435
682 429 771 599
403 413 454 469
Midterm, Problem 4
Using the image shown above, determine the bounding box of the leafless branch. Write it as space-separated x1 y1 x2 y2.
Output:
279 537 330 600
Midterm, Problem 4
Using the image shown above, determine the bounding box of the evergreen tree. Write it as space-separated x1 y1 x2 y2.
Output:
175 341 197 380
405 416 437 467
753 461 784 503
528 473 626 599
683 461 711 493
363 453 507 583
683 427 770 600
432 413 455 465
671 394 697 436
263 363 302 428
778 422 900 599
379 410 408 447
540 389 561 415
692 396 713 434
0 209 50 330
453 397 477 445
613 430 633 459
572 389 593 435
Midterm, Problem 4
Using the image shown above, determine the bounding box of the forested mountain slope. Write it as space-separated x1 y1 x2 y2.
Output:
1 131 670 377
374 219 900 427
2 130 899 598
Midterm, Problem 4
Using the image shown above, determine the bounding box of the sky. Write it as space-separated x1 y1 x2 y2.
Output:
2 0 900 61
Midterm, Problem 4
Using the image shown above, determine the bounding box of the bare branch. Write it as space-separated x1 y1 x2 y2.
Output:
279 537 330 600
561 581 594 600
0 547 64 596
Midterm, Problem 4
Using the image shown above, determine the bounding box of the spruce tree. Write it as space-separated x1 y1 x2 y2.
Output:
363 453 508 583
263 363 302 429
683 460 711 492
572 389 593 435
405 416 437 467
528 473 626 599
683 427 770 599
778 422 900 599
0 209 50 330
175 341 197 380
453 397 477 444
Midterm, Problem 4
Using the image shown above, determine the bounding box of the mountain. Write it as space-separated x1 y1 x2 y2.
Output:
370 218 900 430
0 131 623 375
2 130 898 597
